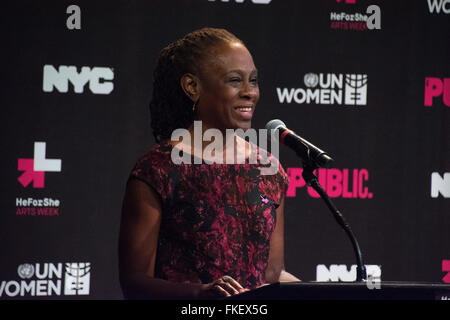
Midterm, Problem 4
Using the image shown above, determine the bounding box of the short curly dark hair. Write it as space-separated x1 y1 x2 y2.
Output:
149 27 243 142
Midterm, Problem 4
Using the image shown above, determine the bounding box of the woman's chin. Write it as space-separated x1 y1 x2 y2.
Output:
232 120 252 131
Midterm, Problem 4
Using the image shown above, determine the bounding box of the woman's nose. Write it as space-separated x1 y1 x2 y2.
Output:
240 81 259 100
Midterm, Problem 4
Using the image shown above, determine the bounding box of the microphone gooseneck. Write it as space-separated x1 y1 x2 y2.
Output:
266 119 367 282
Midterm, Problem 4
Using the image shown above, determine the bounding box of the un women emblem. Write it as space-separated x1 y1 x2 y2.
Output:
17 263 35 279
304 73 319 88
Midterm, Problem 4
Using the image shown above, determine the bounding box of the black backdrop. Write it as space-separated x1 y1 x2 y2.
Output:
1 0 449 299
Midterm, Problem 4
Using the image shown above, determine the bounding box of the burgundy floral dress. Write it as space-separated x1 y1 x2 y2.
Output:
130 141 289 289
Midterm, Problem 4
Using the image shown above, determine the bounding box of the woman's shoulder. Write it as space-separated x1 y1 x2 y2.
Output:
131 141 175 179
134 141 173 165
251 142 289 187
249 142 283 171
129 141 176 197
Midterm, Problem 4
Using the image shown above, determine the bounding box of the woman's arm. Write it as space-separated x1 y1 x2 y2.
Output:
119 179 247 299
119 178 205 299
264 196 301 284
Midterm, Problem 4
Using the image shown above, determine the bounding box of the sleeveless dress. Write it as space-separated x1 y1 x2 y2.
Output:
130 141 289 289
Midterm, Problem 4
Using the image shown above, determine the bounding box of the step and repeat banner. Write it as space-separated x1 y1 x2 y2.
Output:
1 0 449 299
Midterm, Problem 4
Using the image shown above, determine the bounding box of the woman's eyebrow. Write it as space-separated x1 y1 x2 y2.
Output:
225 69 258 75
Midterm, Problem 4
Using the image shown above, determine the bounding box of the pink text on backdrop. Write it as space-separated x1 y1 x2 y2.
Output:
424 77 450 107
443 260 450 284
286 168 373 199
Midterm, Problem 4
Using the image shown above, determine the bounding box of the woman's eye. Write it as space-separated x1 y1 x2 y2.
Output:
227 76 258 85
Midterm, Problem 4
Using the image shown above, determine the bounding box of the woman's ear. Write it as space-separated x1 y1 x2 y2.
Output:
180 73 200 102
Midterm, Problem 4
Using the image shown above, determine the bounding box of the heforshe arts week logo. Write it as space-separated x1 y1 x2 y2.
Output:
18 142 61 188
331 0 381 31
16 142 62 216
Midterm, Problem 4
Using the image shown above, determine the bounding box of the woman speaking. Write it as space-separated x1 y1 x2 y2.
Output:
119 27 299 300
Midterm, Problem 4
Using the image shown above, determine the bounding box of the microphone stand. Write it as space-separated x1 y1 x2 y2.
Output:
302 162 367 282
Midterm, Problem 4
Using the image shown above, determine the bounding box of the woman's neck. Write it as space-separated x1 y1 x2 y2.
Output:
166 123 254 164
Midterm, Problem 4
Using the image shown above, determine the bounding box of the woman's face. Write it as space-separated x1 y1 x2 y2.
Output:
196 42 259 132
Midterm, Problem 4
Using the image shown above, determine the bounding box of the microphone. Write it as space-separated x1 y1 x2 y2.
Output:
266 119 334 168
266 119 367 282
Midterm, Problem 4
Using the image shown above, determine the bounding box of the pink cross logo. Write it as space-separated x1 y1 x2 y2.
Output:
17 142 62 188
